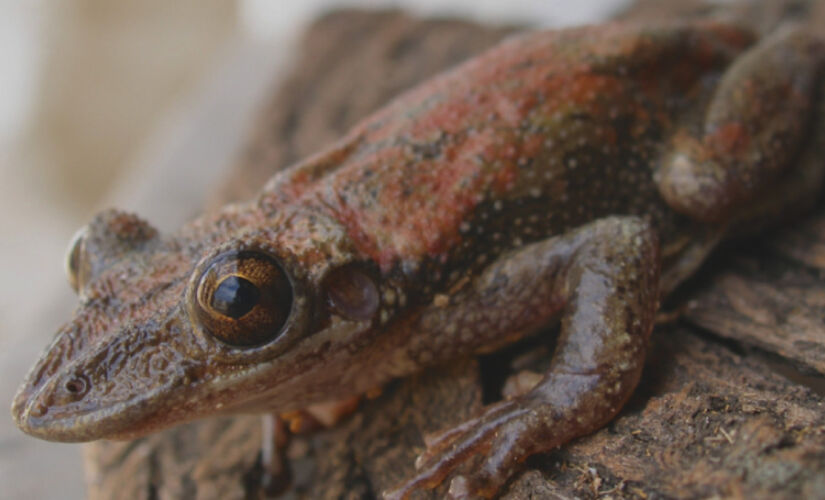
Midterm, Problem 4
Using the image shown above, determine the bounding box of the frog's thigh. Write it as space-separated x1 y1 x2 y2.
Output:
656 28 824 222
386 216 660 499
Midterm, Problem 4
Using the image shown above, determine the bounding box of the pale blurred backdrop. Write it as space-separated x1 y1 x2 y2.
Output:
0 1 626 497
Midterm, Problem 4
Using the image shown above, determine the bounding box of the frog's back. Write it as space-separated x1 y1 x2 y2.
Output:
266 23 754 275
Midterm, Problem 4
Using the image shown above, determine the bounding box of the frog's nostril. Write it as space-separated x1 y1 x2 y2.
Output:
64 375 89 397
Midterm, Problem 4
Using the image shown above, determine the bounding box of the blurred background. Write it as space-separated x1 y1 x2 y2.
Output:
0 1 628 497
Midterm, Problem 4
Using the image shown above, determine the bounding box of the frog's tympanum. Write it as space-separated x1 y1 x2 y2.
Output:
12 22 825 498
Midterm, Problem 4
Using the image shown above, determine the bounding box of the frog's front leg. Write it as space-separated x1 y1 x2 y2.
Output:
385 216 659 499
656 28 824 222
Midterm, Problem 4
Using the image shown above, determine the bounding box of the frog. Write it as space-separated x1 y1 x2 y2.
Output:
11 21 825 499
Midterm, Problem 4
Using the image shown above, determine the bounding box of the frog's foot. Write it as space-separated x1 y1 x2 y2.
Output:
385 217 660 499
383 399 525 499
385 372 622 500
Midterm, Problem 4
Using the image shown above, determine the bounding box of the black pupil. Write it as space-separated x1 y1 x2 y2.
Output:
212 276 260 318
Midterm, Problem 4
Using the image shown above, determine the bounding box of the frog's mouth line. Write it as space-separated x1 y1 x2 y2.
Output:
11 316 375 443
11 373 188 443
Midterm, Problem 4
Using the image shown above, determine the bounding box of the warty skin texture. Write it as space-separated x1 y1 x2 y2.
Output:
12 22 825 498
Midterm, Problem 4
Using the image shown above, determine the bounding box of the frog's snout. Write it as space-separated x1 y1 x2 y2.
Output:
11 366 94 441
11 378 50 439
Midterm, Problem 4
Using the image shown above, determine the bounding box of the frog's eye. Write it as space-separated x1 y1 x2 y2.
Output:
193 250 293 347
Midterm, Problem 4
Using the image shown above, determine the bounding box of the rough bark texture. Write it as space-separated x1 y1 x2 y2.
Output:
86 3 825 499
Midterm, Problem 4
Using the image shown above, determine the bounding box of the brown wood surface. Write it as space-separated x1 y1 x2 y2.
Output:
86 4 825 499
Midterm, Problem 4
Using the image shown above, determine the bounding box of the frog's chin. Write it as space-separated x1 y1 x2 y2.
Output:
12 399 204 443
13 406 146 443
14 402 132 443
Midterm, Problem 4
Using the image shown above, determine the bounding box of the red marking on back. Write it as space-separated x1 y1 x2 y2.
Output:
279 25 755 270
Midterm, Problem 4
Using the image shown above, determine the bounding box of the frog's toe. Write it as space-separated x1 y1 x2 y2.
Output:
383 400 532 499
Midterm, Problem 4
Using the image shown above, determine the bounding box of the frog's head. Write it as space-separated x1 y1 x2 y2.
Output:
12 204 390 442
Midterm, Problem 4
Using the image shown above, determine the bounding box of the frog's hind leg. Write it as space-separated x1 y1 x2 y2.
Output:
656 27 825 222
384 216 660 499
